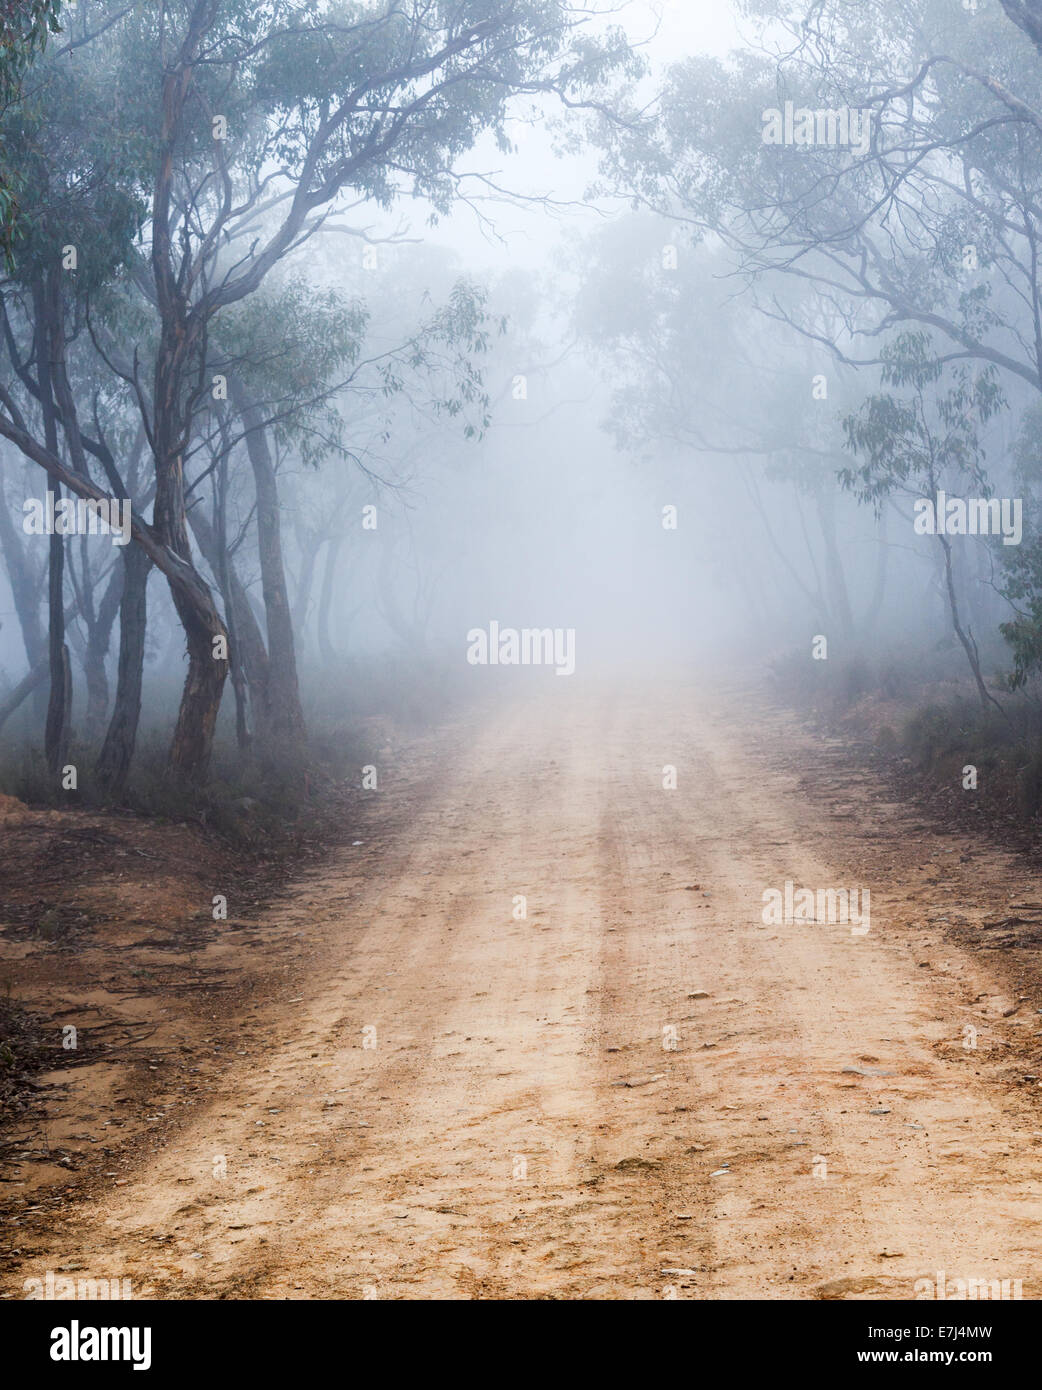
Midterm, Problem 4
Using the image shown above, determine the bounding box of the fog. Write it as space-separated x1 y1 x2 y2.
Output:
0 0 1039 791
8 0 1042 1322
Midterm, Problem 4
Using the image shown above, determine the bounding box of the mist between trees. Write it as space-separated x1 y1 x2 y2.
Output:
4 0 1042 819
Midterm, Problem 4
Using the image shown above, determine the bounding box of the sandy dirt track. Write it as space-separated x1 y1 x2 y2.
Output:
4 680 1042 1300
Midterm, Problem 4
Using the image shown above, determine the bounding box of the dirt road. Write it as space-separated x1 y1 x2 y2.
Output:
5 680 1042 1299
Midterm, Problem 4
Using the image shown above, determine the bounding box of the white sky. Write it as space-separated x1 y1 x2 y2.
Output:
397 0 745 274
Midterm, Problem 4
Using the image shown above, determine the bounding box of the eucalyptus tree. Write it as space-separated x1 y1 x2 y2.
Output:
0 0 63 265
842 332 1006 707
0 0 640 782
597 1 1042 381
591 0 1042 677
200 261 494 768
0 16 144 774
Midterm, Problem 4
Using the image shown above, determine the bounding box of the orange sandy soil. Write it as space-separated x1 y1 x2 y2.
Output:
2 679 1042 1299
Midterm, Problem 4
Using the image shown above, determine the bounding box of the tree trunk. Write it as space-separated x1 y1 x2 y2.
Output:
147 3 231 782
96 543 150 795
0 465 45 668
232 383 306 767
0 594 90 735
0 464 47 719
166 581 228 782
188 503 272 743
938 532 1003 714
34 271 71 775
153 429 228 781
0 413 231 783
0 657 48 734
82 562 123 743
44 632 72 775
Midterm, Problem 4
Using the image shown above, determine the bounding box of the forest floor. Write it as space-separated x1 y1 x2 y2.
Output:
3 678 1042 1299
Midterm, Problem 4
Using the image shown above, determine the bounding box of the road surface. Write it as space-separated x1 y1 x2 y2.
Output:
5 681 1042 1299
